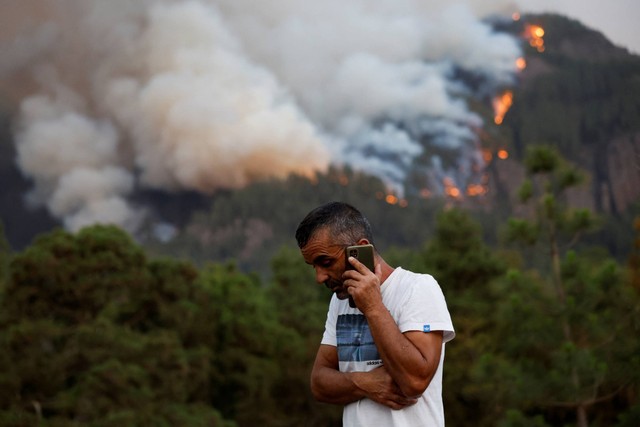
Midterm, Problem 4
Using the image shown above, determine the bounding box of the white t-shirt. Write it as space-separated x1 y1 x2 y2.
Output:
321 267 455 427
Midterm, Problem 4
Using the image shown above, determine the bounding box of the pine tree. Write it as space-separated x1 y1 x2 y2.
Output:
485 146 640 427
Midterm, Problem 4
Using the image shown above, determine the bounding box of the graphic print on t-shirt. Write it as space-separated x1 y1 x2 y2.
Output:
336 314 381 365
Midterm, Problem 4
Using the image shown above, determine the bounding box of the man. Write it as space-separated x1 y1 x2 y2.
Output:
296 201 455 426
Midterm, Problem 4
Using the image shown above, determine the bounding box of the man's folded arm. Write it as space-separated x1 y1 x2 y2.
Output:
310 344 419 410
365 304 444 398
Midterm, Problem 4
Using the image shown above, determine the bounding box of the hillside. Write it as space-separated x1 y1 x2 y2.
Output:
1 13 639 271
142 13 640 274
496 14 640 215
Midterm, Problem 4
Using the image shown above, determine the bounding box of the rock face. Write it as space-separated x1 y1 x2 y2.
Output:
488 134 640 217
603 133 640 214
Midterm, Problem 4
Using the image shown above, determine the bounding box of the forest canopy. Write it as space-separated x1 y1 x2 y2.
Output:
1 146 639 427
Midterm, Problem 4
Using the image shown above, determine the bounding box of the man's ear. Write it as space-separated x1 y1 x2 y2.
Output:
356 238 371 246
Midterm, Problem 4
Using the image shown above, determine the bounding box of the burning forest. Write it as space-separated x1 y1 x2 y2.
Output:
1 0 537 236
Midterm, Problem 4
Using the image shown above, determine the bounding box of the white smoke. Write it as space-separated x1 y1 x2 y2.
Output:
1 0 522 232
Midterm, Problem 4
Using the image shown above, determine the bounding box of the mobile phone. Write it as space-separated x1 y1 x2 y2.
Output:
345 244 375 308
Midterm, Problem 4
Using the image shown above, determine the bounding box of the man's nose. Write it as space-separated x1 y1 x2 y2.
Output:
315 267 329 284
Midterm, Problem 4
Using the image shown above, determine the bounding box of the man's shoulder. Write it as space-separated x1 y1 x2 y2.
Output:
390 267 437 286
382 268 441 305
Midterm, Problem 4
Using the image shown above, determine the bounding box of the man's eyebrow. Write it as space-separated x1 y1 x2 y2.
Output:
312 254 333 265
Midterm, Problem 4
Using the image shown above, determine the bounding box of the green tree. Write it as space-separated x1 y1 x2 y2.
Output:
420 209 506 427
483 146 640 427
630 217 640 292
0 225 233 426
267 245 342 426
0 222 9 284
198 261 297 427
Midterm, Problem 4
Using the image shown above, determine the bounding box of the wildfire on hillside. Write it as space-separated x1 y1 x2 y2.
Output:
466 183 487 197
482 148 492 163
376 192 408 207
524 24 545 52
492 90 514 125
379 17 535 204
443 177 462 199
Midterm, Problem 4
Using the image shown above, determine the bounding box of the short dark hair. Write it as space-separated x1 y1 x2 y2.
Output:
295 201 374 248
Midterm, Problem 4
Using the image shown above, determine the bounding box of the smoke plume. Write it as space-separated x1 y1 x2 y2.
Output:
1 0 522 233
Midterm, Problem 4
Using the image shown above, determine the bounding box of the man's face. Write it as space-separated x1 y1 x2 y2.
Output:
300 228 350 300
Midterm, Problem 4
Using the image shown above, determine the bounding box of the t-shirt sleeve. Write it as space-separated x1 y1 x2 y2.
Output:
320 294 339 346
397 274 455 343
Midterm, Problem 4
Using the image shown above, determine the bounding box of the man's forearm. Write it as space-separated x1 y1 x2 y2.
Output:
311 364 419 409
365 307 440 398
311 366 365 405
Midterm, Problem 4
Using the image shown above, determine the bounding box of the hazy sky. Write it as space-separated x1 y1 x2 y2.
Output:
516 0 639 54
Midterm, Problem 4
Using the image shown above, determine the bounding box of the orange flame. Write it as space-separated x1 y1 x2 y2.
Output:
482 148 493 163
497 149 509 160
385 194 398 205
381 194 408 207
466 183 487 197
492 90 513 125
443 177 462 199
524 24 545 53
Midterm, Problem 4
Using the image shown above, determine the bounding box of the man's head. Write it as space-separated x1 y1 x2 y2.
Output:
296 202 374 299
295 201 374 249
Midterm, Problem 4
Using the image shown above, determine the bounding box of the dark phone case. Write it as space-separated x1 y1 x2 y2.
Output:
345 244 375 308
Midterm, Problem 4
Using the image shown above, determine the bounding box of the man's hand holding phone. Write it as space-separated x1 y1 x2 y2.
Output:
344 244 381 310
